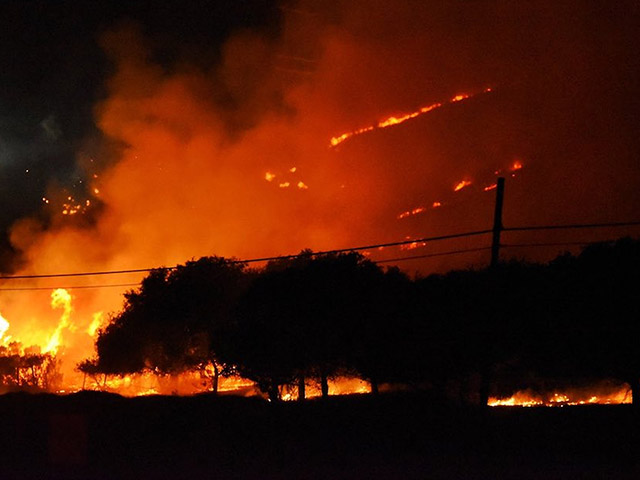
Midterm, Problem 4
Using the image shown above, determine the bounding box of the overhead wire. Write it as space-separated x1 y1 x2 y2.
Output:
0 220 638 290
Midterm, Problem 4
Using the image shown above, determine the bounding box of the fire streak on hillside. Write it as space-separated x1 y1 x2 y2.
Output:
329 89 492 148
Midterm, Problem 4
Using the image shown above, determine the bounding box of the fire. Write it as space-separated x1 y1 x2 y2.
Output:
329 88 493 147
511 160 523 171
453 179 472 192
397 206 426 219
484 183 497 192
0 312 9 341
45 289 74 354
297 181 309 190
265 171 276 182
489 385 632 407
432 202 442 208
87 312 105 337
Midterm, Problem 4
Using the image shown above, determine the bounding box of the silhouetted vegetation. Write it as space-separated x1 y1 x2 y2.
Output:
81 238 640 404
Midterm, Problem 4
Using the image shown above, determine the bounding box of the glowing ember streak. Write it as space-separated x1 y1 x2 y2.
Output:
265 172 276 182
0 313 9 341
453 179 472 192
397 206 427 219
401 241 427 251
279 182 290 188
329 88 492 147
45 288 74 354
432 202 442 208
297 181 308 190
484 184 497 192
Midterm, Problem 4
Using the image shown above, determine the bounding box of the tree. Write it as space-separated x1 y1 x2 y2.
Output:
230 251 386 400
84 257 248 393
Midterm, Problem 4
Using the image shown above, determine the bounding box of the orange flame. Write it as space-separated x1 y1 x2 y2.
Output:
329 88 492 148
453 179 472 192
489 386 631 407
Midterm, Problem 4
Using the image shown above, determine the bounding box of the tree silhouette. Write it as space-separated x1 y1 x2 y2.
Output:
85 257 248 392
230 251 387 400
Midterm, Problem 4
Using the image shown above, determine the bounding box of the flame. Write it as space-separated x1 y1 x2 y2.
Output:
44 289 74 354
511 160 523 171
453 179 472 192
279 182 290 188
0 312 9 341
329 88 492 147
87 312 105 337
297 181 309 190
265 171 276 182
432 201 442 208
489 386 631 407
397 206 426 220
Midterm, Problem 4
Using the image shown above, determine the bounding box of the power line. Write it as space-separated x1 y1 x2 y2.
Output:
501 241 605 249
0 220 638 283
0 283 140 292
504 220 640 233
0 228 494 281
376 247 492 264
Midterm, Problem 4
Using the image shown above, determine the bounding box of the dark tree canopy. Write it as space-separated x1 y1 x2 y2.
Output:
81 238 640 405
84 256 248 392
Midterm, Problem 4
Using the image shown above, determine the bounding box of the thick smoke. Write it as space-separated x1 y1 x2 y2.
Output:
0 0 639 388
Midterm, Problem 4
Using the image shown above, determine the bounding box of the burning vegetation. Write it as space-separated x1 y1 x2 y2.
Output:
0 238 624 405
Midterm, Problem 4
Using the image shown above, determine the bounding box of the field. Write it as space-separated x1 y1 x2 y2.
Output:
0 391 638 479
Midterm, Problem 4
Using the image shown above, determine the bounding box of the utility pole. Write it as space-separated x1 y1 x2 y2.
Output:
490 177 505 269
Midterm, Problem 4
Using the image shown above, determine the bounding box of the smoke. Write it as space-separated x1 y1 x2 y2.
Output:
0 0 638 389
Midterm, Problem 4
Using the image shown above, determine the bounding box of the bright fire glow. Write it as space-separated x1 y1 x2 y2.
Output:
489 386 631 407
0 313 9 341
45 289 74 354
329 88 492 147
454 179 472 192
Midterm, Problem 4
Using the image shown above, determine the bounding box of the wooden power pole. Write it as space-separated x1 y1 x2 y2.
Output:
490 177 505 268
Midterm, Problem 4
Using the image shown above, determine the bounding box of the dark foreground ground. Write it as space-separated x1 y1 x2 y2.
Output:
0 391 638 479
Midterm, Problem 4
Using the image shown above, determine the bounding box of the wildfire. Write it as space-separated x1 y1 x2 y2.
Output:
489 386 631 407
0 313 9 341
453 179 472 192
329 88 493 148
44 289 74 354
87 312 105 337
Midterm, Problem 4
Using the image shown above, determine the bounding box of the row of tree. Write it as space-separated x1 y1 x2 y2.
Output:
79 238 640 404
